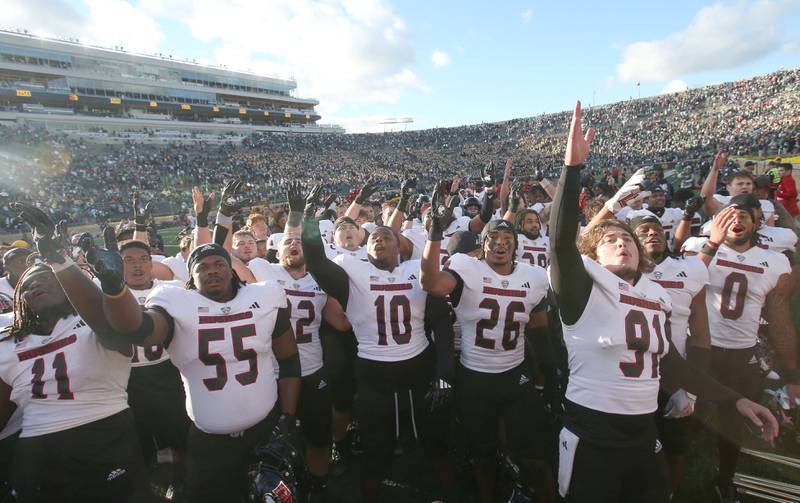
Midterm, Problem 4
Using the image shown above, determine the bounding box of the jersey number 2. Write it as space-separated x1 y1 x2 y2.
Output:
198 324 258 391
31 352 73 400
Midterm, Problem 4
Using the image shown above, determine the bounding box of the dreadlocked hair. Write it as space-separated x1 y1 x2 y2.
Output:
514 209 540 233
10 264 75 341
185 267 245 295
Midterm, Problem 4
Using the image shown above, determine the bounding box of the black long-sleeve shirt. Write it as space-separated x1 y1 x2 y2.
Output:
549 165 740 446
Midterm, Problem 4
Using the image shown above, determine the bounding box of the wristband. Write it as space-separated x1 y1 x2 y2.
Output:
196 212 209 228
287 211 303 228
705 240 720 248
104 284 129 300
50 257 77 273
700 244 718 257
215 212 233 227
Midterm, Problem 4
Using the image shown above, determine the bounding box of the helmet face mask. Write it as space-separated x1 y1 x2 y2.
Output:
248 435 302 503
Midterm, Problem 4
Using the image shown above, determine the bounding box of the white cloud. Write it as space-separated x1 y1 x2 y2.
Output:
521 8 533 24
784 41 800 53
325 113 415 133
431 49 451 68
0 0 163 53
661 79 689 94
617 0 793 84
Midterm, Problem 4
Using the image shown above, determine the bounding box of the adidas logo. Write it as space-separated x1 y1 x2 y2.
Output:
676 271 687 278
654 439 662 454
407 274 417 280
318 379 327 390
249 302 261 309
519 374 530 386
107 468 126 481
760 262 769 268
73 320 87 329
521 282 531 288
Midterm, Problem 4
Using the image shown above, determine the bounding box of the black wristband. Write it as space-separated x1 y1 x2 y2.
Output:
479 195 495 223
122 313 155 345
196 212 209 228
277 352 301 379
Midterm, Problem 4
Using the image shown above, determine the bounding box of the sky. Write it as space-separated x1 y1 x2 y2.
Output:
2 0 799 133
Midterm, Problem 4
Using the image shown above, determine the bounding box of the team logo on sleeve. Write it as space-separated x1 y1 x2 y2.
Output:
221 306 232 314
653 271 662 279
737 255 746 262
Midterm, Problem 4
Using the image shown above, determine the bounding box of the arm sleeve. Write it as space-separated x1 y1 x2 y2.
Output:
425 295 455 383
301 218 350 308
548 166 593 325
660 342 740 404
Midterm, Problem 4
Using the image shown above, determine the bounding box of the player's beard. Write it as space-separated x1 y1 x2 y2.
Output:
522 230 540 241
282 254 305 271
726 230 754 247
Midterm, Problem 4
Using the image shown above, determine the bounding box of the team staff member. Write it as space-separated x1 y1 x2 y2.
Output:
549 102 777 503
2 203 141 502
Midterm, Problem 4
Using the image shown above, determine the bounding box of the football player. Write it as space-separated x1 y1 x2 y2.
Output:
420 179 555 503
549 101 777 503
687 195 798 502
0 247 33 298
1 203 141 501
300 185 455 503
701 151 776 224
61 188 301 503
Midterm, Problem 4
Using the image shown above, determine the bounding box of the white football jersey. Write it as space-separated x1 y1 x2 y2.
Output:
447 255 549 373
551 257 672 415
516 235 550 269
249 264 326 377
401 227 427 260
324 244 368 261
756 226 798 255
0 277 13 299
319 219 334 244
145 282 287 434
161 253 189 283
440 216 472 265
706 244 791 349
334 255 429 362
645 256 707 357
624 207 684 251
129 279 183 367
713 194 775 224
0 315 130 437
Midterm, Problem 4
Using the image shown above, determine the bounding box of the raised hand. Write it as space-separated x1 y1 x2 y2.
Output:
712 150 729 172
683 196 704 220
709 206 737 245
481 162 496 192
322 193 337 209
286 181 306 213
508 180 523 213
13 202 65 264
400 179 417 200
428 180 456 241
304 184 323 220
132 192 154 226
564 100 595 167
78 234 124 295
219 180 250 217
192 186 215 226
355 179 380 205
604 168 646 213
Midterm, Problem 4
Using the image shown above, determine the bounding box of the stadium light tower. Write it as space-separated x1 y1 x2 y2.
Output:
378 117 414 132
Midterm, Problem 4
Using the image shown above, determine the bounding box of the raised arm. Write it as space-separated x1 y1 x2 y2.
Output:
385 179 417 260
700 150 727 217
672 196 703 252
300 185 350 308
587 168 646 229
345 179 379 220
549 101 594 325
468 162 497 234
191 186 214 247
420 181 460 298
131 192 153 245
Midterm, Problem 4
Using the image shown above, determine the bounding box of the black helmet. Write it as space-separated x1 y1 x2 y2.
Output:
248 435 302 503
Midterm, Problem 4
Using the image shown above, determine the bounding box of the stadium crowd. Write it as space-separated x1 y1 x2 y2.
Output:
0 67 798 233
0 67 797 503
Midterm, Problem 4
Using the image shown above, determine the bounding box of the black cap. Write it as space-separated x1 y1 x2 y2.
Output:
480 219 517 244
2 247 33 267
727 193 760 210
187 243 231 274
333 216 358 233
649 186 665 193
754 175 772 189
628 215 662 231
446 231 480 256
744 161 756 167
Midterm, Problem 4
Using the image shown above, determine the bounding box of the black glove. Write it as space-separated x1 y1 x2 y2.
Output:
196 193 214 228
219 180 250 217
355 180 380 205
480 189 497 224
271 413 298 446
286 181 306 213
132 192 153 228
428 181 457 241
13 202 66 264
79 235 125 296
397 179 417 214
682 196 704 221
322 193 337 210
303 185 322 220
56 219 72 259
406 199 421 222
481 161 496 190
101 223 118 252
508 180 522 213
425 379 453 413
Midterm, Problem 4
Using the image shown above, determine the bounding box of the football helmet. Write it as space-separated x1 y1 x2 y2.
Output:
248 435 302 503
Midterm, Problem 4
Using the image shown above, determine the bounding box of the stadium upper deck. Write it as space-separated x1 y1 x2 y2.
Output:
0 29 341 135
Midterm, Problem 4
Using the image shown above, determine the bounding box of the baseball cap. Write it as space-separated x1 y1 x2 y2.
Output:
333 216 358 233
480 219 517 244
628 215 662 231
754 175 772 189
446 231 480 256
2 247 33 267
